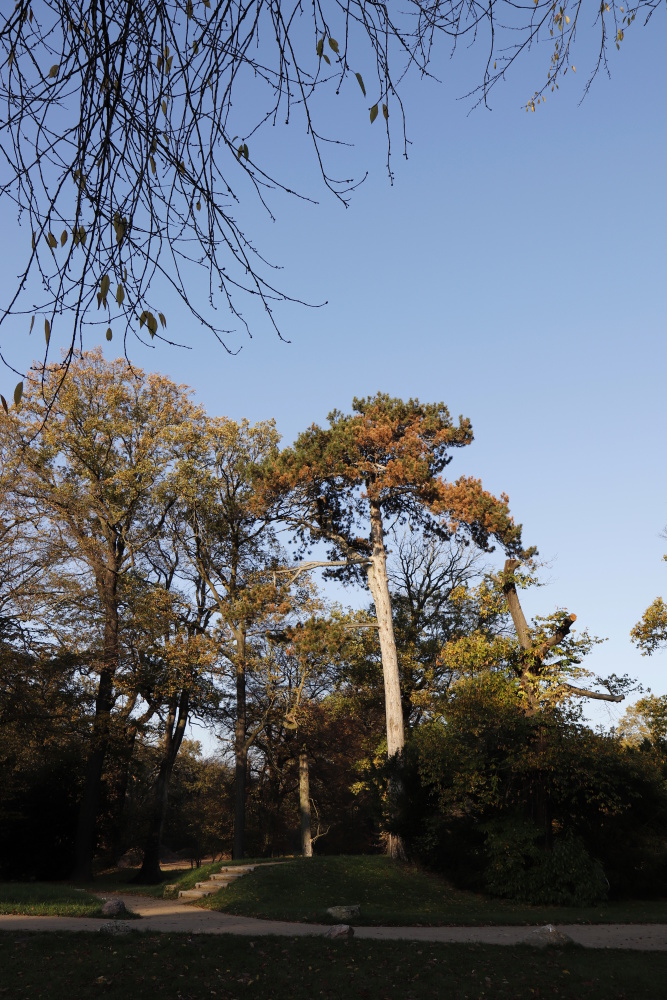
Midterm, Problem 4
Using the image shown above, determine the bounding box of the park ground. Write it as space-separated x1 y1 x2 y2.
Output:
3 932 667 1000
3 857 667 999
8 855 662 926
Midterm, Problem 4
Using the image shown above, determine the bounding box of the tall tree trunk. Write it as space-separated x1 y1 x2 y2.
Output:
105 724 140 863
233 624 247 860
135 690 189 884
71 579 119 880
367 499 406 860
299 752 313 857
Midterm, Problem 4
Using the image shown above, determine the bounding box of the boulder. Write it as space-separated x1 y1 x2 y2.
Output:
117 848 143 869
326 905 360 921
524 924 574 948
324 924 354 939
101 898 127 917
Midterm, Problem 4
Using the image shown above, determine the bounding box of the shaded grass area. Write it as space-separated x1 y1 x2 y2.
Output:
0 932 665 1000
0 883 104 917
197 856 667 926
85 858 283 899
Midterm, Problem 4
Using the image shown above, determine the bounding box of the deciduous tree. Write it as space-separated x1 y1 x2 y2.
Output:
175 416 297 859
0 350 198 878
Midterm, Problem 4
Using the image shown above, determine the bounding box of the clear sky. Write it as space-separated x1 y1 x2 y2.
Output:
1 16 665 730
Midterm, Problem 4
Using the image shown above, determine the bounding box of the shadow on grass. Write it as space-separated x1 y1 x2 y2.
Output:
196 855 667 927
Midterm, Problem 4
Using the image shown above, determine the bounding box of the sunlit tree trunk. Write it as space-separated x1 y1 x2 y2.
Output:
299 752 313 857
367 499 406 860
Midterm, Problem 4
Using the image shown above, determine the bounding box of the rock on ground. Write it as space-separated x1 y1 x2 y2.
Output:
101 899 127 917
324 924 354 939
525 924 574 947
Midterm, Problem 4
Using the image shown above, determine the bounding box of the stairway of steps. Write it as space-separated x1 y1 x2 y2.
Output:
178 864 258 900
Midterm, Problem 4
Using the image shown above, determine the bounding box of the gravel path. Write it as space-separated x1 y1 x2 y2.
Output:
1 893 666 949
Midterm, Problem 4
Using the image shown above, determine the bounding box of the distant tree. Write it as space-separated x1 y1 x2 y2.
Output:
0 0 653 391
632 550 667 655
619 694 667 748
270 394 527 856
175 416 304 859
387 533 489 725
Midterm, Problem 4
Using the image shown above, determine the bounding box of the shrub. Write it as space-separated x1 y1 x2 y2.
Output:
483 816 608 906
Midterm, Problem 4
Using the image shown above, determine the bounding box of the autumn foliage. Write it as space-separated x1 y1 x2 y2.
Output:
0 357 665 899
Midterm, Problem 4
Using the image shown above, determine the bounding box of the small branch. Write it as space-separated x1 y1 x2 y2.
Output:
277 557 371 585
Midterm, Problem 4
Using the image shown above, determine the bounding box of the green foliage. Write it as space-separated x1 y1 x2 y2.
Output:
394 678 667 902
632 596 667 654
483 817 608 905
620 694 667 747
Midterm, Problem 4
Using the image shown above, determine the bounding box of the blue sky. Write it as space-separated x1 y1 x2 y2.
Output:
1 16 665 729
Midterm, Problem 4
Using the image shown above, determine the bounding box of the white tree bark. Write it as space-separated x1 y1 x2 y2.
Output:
367 499 406 860
299 753 313 857
367 499 405 758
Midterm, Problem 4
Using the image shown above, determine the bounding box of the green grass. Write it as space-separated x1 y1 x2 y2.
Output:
0 932 665 999
196 855 667 926
0 883 104 917
85 857 285 898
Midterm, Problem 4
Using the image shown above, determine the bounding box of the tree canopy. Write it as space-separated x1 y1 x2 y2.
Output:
0 354 663 893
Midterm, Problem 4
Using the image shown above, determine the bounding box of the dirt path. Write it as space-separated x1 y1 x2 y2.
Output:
1 892 667 949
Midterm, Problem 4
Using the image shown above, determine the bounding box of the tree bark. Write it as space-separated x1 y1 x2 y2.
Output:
71 575 119 880
299 752 313 857
503 558 581 715
367 499 406 860
105 724 140 863
232 624 247 860
135 690 189 884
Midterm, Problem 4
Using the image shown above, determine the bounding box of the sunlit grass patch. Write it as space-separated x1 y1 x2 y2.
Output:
0 882 104 917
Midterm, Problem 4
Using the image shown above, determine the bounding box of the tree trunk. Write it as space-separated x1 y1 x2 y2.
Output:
105 724 140 863
367 499 406 860
135 690 189 884
71 579 119 880
299 752 313 857
233 624 247 860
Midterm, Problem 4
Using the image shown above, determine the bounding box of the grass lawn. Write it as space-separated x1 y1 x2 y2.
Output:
0 932 665 1000
195 855 667 926
0 883 104 917
84 857 284 899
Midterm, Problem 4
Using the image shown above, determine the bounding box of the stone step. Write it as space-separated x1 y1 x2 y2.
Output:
209 871 253 882
179 888 213 898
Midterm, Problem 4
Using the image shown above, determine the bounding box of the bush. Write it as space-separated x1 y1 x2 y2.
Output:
483 816 609 906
